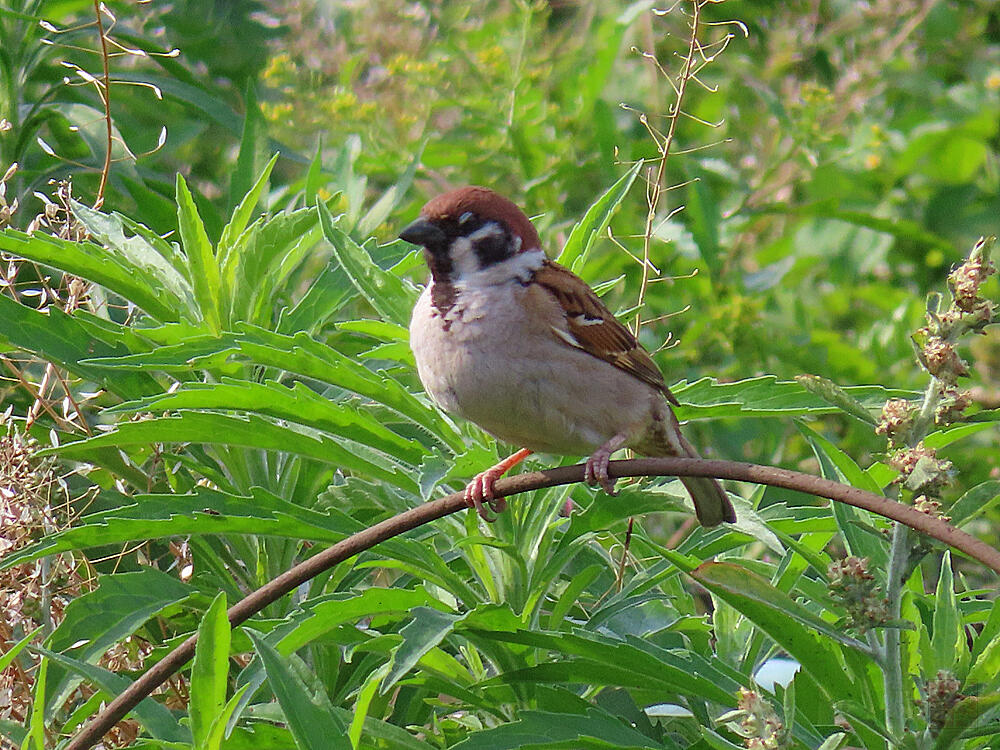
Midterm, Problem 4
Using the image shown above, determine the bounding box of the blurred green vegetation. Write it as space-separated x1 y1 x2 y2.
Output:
1 1 999 748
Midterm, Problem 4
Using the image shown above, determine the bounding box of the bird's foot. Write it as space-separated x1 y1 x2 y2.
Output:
584 434 628 495
464 448 533 522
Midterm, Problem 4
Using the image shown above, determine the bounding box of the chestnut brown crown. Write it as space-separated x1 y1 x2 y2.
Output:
419 186 541 254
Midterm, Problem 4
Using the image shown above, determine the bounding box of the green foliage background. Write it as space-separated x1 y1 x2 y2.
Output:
0 1 998 749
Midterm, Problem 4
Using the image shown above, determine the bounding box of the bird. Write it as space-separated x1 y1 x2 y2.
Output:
400 186 736 527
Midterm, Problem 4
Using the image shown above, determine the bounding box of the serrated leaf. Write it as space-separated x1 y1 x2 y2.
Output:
33 648 187 742
671 376 918 420
0 296 158 398
449 708 662 749
108 378 423 463
71 200 197 315
319 200 418 326
384 607 462 693
232 325 463 451
0 227 182 322
799 423 888 570
43 569 192 721
219 152 278 263
41 411 418 493
176 173 222 331
0 488 361 571
231 208 322 325
471 627 738 705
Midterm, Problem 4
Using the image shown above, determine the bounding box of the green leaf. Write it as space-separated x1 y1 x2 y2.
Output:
349 663 389 750
70 200 197 314
923 423 997 450
176 173 222 331
232 326 462 451
230 82 266 214
557 161 643 269
449 708 663 749
190 592 230 750
33 648 187 742
384 607 462 693
671 376 918 420
305 138 324 207
219 152 279 264
752 201 953 253
473 628 738 705
0 488 361 571
319 200 418 326
274 588 446 655
108 378 423 464
799 423 888 570
85 325 462 450
932 693 1000 750
356 147 421 238
930 552 963 678
795 374 878 425
246 630 352 750
949 480 1000 528
685 175 723 282
0 626 42 673
0 297 158 399
43 569 192 727
0 227 182 322
42 411 418 493
688 561 865 704
278 258 357 334
229 209 323 326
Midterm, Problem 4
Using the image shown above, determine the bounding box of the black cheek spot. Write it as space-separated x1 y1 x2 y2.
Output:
474 229 514 268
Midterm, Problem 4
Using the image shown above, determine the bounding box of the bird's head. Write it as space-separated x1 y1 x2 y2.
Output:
399 186 541 282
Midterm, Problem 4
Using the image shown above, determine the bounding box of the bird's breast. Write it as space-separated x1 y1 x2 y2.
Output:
410 282 665 456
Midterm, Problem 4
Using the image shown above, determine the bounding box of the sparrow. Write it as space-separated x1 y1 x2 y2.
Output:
400 186 736 527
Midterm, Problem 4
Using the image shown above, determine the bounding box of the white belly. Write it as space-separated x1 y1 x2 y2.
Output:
409 283 663 456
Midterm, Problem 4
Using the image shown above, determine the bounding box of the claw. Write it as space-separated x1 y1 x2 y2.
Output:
463 448 532 522
585 433 628 496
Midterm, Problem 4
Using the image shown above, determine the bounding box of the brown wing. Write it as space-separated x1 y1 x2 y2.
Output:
532 260 679 405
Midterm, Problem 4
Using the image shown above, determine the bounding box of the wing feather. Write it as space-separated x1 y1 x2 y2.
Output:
532 260 679 405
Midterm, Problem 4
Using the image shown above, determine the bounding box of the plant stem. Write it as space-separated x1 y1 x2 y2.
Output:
883 520 910 742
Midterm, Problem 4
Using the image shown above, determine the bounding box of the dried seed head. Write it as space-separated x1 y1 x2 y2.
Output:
922 671 963 736
828 556 889 633
934 386 972 426
922 337 969 381
875 398 916 442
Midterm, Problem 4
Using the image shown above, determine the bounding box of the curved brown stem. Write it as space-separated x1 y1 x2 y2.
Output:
63 457 1000 750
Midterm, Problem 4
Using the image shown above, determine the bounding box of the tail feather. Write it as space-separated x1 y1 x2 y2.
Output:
652 407 736 527
674 430 736 527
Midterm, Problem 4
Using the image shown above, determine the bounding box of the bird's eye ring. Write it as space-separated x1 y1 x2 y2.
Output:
459 212 474 224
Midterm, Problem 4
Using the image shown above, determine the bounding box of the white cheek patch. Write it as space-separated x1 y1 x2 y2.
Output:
449 235 479 279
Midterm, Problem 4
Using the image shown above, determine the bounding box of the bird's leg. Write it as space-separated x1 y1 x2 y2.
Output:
585 433 628 495
465 448 533 522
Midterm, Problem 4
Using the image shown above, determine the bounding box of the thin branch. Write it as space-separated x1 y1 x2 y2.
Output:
92 0 113 208
62 457 1000 750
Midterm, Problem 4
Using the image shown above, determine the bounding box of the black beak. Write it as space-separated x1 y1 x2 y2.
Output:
399 218 446 248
